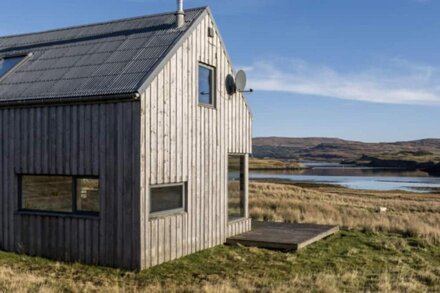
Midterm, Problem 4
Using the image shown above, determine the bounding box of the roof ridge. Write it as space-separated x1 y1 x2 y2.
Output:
0 6 208 40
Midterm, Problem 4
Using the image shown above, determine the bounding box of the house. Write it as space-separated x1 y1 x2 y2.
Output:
0 4 252 270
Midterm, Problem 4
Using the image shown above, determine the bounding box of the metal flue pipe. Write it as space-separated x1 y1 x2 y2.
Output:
176 0 185 28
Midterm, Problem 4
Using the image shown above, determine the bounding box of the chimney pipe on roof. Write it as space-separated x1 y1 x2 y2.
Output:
176 0 185 28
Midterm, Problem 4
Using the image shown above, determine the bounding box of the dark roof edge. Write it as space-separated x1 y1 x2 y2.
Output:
136 7 208 94
0 92 140 108
0 7 209 40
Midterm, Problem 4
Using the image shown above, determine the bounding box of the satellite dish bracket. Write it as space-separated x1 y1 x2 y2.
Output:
225 70 254 95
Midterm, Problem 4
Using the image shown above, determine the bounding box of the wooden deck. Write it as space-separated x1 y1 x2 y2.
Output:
226 221 339 250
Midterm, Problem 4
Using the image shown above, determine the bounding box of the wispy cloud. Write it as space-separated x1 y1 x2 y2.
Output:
245 57 440 105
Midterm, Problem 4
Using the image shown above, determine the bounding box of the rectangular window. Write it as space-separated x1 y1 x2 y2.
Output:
198 63 215 106
22 176 73 213
150 183 186 217
76 178 100 213
20 175 100 216
0 56 26 79
228 155 246 222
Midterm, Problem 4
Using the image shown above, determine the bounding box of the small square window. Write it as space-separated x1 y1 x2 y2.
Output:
150 184 186 216
198 64 215 106
0 56 26 79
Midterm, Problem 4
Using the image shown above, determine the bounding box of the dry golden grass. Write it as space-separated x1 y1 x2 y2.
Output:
0 180 439 292
250 180 440 241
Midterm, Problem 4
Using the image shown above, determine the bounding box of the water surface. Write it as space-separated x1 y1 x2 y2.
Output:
250 163 440 192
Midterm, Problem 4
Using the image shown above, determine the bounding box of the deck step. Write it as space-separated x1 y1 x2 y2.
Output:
226 221 339 250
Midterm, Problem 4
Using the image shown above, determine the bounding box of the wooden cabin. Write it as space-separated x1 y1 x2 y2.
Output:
0 6 252 270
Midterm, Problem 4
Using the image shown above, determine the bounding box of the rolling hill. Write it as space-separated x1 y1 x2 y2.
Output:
252 137 440 163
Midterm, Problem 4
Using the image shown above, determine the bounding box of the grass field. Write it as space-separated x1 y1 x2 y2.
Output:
0 230 439 292
0 181 439 292
250 180 440 242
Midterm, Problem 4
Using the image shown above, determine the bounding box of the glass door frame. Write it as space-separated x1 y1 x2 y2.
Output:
227 153 249 222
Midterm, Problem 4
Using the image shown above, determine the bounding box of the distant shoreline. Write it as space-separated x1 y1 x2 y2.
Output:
342 155 440 176
250 177 440 194
252 137 440 173
249 158 309 171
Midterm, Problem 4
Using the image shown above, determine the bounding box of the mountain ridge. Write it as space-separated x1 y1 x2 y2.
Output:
252 137 440 162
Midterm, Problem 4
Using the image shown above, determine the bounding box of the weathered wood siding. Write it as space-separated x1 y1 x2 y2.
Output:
0 102 141 269
226 219 252 238
140 13 252 269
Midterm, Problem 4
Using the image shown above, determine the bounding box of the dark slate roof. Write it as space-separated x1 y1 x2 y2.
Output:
0 7 206 103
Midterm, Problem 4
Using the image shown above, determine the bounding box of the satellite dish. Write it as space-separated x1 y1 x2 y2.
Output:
225 74 236 95
235 70 247 92
225 70 253 95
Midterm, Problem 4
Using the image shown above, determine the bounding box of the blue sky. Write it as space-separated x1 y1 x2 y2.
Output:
1 0 440 142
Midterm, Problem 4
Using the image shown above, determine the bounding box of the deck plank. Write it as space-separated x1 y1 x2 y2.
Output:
226 221 339 250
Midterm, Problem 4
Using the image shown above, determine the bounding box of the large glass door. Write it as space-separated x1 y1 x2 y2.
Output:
228 154 246 222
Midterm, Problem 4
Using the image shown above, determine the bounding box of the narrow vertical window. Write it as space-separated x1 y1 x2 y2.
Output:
228 155 246 221
76 178 100 213
198 64 215 106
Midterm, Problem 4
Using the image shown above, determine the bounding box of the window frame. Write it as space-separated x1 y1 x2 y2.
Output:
227 154 247 223
18 174 100 218
149 182 187 218
197 62 216 108
0 53 32 83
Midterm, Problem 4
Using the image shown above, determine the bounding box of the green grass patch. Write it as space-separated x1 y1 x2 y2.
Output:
0 230 439 291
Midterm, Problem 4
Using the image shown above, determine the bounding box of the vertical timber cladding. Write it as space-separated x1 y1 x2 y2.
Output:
0 102 141 269
140 13 253 268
